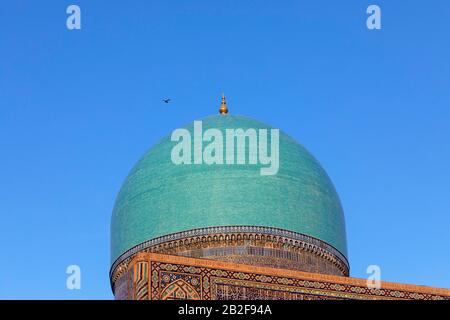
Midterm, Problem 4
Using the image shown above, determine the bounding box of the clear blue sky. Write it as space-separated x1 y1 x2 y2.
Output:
0 1 449 299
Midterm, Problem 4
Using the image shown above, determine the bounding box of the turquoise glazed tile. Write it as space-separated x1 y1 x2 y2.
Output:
111 115 347 264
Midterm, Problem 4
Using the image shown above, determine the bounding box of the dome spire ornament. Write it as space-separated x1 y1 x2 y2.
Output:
219 94 228 114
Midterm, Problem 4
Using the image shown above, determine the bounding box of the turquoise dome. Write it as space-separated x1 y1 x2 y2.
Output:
111 115 347 264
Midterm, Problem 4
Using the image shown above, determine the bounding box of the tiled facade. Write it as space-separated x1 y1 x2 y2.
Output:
111 252 450 300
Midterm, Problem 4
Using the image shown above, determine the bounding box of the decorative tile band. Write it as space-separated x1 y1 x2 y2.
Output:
118 258 450 300
110 225 349 287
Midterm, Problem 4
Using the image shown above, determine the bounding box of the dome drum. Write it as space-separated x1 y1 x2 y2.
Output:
110 226 349 292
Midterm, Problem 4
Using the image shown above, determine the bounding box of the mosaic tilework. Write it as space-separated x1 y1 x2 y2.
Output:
160 277 200 300
110 226 349 285
134 262 149 300
215 283 341 300
115 253 450 300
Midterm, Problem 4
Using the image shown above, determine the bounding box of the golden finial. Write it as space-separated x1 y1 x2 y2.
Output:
219 93 228 114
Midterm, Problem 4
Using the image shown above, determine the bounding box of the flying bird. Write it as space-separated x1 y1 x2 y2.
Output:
162 98 171 103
